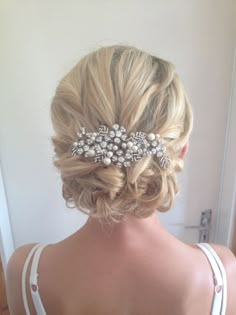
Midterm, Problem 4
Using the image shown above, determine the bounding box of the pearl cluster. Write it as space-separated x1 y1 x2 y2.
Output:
71 124 170 169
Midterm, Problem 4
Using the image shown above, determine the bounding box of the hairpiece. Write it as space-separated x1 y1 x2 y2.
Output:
71 124 170 169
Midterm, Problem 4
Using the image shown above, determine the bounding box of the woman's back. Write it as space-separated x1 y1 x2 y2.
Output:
14 215 236 315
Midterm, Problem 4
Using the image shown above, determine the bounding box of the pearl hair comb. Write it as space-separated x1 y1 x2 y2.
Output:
71 124 170 169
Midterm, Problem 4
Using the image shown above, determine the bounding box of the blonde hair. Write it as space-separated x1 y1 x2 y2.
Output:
51 45 193 223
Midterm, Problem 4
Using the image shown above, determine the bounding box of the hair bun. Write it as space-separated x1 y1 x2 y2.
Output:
51 45 193 223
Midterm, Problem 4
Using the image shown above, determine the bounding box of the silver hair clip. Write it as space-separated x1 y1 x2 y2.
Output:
71 124 170 169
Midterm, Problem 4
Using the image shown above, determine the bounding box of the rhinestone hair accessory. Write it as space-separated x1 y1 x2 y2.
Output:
71 124 170 169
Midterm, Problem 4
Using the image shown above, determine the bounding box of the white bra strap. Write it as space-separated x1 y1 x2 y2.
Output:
22 244 42 315
201 243 227 315
196 243 225 315
29 243 48 315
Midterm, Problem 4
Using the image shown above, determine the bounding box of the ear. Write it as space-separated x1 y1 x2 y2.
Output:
179 143 188 159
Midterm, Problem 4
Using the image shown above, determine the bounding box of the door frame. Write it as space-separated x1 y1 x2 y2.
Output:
215 48 236 248
0 162 15 277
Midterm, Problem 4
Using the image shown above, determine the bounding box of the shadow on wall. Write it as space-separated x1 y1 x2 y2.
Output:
0 256 9 314
0 163 15 276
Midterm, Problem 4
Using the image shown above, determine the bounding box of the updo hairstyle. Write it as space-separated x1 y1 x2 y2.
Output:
51 45 193 223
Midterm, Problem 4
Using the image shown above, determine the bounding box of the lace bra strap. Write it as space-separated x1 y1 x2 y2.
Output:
22 244 42 315
196 243 226 315
202 243 227 315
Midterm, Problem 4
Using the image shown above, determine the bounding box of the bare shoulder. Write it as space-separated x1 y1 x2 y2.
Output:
208 243 236 315
7 242 39 278
208 243 236 266
6 243 39 315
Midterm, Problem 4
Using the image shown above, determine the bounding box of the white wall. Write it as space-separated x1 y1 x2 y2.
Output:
216 48 236 247
0 0 235 260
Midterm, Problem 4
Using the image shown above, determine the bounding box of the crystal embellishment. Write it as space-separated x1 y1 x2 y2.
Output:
71 123 170 169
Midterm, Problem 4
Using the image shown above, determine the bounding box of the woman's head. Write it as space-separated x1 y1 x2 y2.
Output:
51 45 193 223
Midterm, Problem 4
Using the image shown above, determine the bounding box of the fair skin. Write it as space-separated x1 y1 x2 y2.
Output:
6 144 236 315
179 143 189 159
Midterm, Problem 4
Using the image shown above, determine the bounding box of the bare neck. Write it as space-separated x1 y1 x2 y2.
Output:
80 212 176 246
